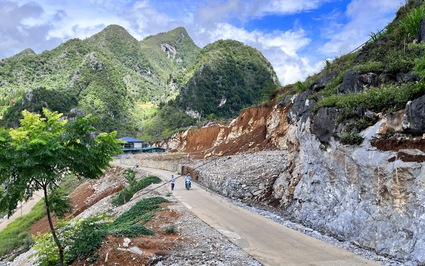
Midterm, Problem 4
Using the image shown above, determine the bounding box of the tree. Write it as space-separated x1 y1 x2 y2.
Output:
0 108 122 266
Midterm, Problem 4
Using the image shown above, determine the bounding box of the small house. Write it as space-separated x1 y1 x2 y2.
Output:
119 137 146 151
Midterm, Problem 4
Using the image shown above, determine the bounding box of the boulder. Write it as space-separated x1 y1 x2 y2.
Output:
338 71 364 94
378 110 405 134
339 71 382 94
311 107 338 144
359 73 378 87
378 73 396 84
308 72 337 92
403 95 425 133
396 73 419 83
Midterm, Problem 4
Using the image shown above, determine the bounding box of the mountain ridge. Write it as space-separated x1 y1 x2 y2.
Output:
0 24 278 140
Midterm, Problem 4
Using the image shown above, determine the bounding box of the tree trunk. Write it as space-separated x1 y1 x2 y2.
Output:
43 186 64 266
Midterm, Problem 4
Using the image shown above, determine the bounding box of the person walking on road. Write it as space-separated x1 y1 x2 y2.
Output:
170 175 176 191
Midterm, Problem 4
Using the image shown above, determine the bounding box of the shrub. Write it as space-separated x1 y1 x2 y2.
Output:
414 54 425 80
352 61 384 73
110 224 154 237
33 197 168 265
165 225 176 235
400 4 425 39
315 83 425 121
340 133 364 145
294 81 307 93
67 217 108 261
112 175 162 206
108 197 168 238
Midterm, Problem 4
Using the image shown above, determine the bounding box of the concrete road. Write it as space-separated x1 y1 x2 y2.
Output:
141 167 380 266
0 190 44 231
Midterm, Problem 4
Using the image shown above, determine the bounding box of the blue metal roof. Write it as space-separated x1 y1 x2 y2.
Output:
120 137 144 143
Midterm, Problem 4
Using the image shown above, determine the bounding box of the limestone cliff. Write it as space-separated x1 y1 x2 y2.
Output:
161 98 425 264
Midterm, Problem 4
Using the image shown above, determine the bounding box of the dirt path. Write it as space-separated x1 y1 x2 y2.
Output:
139 166 379 266
0 190 44 231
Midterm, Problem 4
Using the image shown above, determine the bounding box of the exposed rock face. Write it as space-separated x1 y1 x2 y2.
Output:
311 107 338 144
338 71 380 94
339 71 365 94
379 110 405 134
166 98 425 264
403 95 425 133
287 90 315 124
284 122 425 263
161 43 177 60
162 104 290 155
309 72 337 92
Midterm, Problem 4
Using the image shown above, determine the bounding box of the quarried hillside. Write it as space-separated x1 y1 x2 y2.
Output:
162 100 290 156
162 91 425 265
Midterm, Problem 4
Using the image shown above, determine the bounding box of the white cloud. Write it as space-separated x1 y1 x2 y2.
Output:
255 0 333 16
197 23 314 84
319 0 402 56
0 1 59 57
0 0 402 86
123 0 176 35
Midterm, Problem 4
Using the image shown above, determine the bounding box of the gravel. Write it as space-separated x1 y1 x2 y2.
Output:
156 197 261 266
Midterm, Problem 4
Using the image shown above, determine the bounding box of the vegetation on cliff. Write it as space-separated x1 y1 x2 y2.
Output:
281 0 425 144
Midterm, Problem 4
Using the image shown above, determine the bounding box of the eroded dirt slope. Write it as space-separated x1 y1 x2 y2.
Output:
163 101 291 157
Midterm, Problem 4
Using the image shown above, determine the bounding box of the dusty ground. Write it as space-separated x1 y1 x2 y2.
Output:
70 204 188 266
21 165 259 266
30 167 126 236
26 167 185 266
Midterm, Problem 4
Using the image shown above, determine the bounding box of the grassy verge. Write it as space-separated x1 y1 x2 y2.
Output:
0 200 46 257
0 174 84 258
112 172 162 206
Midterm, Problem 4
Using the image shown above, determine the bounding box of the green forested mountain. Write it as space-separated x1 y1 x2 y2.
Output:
0 25 201 136
0 25 278 140
174 40 280 119
139 39 281 140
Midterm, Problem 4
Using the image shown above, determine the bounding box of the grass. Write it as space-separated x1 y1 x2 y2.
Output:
400 3 425 38
0 200 46 257
315 82 425 123
112 175 162 206
108 197 168 238
0 174 84 258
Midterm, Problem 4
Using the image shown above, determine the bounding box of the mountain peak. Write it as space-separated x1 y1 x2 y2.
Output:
87 24 138 44
16 48 36 57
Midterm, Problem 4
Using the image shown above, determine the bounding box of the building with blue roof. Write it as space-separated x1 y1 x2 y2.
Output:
119 137 165 153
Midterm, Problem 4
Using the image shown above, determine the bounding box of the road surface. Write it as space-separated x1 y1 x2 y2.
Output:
140 167 380 266
0 190 44 231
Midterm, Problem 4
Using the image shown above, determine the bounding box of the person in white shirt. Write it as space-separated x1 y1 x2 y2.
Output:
184 174 191 189
170 175 175 191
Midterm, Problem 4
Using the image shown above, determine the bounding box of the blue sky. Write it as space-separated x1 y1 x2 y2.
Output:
0 0 402 85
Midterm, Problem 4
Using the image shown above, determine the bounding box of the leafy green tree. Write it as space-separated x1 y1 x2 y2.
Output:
0 108 121 266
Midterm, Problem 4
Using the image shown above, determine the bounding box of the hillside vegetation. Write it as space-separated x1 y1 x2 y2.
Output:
279 0 425 144
0 25 201 137
0 25 279 141
140 39 281 141
174 39 280 119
